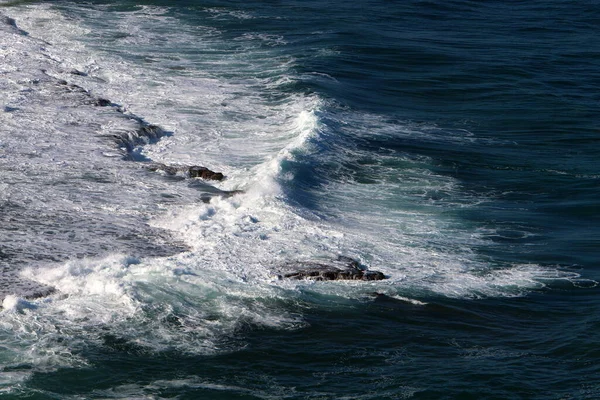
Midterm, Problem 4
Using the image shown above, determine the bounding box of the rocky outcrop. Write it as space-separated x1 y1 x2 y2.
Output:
54 79 110 106
189 166 224 181
278 256 386 281
147 163 237 202
148 163 225 181
104 123 167 154
46 72 169 153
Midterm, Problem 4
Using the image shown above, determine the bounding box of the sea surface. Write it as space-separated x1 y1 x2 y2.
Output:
1 0 599 398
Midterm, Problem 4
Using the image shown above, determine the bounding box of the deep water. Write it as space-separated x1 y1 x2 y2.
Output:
1 0 599 398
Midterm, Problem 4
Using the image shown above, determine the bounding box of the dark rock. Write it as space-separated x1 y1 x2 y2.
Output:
24 286 57 300
279 256 386 281
147 163 227 182
70 69 88 76
69 83 85 92
94 98 111 107
109 124 168 153
139 124 164 140
188 166 224 181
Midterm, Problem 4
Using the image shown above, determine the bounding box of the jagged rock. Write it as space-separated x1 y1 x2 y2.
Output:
188 166 224 181
147 163 226 181
278 256 386 281
108 124 168 153
146 162 239 203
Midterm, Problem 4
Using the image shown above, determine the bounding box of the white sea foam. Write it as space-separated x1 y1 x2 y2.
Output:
0 252 306 373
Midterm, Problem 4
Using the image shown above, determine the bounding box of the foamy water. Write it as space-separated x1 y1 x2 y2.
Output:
1 2 596 396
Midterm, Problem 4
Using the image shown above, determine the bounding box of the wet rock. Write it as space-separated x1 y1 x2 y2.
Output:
94 98 111 107
24 285 57 300
147 163 226 181
279 256 386 281
109 124 169 154
139 124 164 140
188 166 224 181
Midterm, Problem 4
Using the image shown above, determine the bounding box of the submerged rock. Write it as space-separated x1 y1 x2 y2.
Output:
0 14 29 36
0 276 56 309
279 256 386 281
138 124 164 140
70 69 88 76
199 189 244 203
94 98 111 107
147 163 184 176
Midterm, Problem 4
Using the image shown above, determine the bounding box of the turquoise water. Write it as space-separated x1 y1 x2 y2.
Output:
1 1 599 398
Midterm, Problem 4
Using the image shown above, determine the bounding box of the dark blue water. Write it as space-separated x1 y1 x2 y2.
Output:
1 0 599 398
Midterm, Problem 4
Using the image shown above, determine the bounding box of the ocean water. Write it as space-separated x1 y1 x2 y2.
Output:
0 0 598 398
